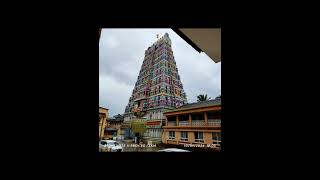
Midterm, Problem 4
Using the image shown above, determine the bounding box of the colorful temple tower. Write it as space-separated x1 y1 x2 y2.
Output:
123 33 187 143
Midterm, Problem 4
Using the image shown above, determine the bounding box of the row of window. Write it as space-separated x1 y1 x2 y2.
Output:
168 131 221 143
145 129 162 137
148 111 163 120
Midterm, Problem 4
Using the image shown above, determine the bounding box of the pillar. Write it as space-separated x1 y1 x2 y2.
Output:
176 115 179 126
189 114 192 126
204 112 208 126
165 116 168 126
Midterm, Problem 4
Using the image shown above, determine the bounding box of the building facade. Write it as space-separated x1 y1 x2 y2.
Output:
162 99 221 150
99 107 109 140
104 114 124 140
123 33 187 143
121 121 134 139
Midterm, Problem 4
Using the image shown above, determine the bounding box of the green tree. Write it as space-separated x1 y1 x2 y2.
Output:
197 94 211 102
131 120 147 137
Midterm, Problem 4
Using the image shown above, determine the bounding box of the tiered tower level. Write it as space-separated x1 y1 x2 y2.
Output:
124 33 187 121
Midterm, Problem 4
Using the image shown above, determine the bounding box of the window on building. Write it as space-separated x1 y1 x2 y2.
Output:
212 132 221 144
177 113 187 122
169 131 175 140
167 116 176 122
207 111 221 120
194 132 204 142
181 131 188 141
191 113 205 121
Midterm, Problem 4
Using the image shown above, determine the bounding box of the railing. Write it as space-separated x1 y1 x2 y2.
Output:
167 122 176 126
208 119 221 126
192 120 206 126
166 119 221 127
178 121 189 126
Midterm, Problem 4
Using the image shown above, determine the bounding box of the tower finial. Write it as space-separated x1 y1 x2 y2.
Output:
157 34 159 39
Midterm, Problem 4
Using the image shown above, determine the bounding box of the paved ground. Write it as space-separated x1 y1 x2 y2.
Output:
100 139 220 152
119 140 164 152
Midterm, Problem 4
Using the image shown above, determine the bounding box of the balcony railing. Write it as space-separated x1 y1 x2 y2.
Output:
192 120 206 126
178 121 189 126
208 119 221 126
165 119 221 127
167 122 177 126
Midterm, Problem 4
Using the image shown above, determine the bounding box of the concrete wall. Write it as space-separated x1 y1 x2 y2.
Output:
108 122 123 137
162 130 220 145
99 108 108 139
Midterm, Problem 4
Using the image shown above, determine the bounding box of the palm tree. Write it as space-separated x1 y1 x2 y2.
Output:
197 94 211 102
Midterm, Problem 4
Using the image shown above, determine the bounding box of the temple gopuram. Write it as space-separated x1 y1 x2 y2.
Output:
123 33 187 143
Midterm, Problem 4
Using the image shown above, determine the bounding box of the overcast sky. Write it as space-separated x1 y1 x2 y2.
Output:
99 29 221 117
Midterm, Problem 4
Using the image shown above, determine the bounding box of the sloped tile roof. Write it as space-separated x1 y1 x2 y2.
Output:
164 98 221 113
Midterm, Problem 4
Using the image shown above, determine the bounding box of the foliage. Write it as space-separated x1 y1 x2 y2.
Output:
197 94 211 102
131 120 146 136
